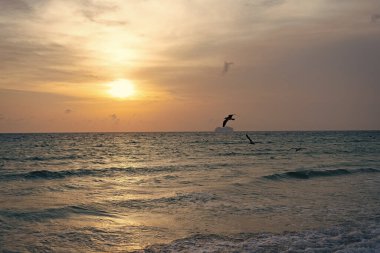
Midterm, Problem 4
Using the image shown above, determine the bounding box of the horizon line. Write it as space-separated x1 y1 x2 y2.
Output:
0 129 379 134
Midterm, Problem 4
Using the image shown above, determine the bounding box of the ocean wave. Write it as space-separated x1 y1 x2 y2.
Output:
263 168 380 180
0 165 196 181
135 222 380 253
113 192 218 210
0 205 114 221
216 150 272 157
1 154 83 162
0 168 108 180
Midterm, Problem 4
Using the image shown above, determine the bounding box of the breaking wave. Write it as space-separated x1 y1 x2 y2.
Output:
0 205 114 222
1 154 83 161
136 221 380 253
0 165 195 181
263 168 380 180
112 192 218 210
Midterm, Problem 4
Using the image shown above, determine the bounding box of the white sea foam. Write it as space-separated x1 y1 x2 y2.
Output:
138 222 380 252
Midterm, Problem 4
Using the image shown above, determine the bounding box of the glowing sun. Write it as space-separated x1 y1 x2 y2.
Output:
107 79 135 99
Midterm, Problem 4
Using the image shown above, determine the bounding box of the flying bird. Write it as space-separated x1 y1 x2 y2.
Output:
223 114 235 127
246 134 255 144
371 14 380 23
222 61 234 74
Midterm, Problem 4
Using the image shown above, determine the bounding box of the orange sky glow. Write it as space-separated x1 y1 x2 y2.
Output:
0 0 380 132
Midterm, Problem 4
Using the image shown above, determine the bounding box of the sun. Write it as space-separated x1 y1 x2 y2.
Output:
107 79 135 99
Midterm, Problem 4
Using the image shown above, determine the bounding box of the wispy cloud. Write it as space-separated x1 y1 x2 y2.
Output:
245 0 285 7
1 0 380 132
0 0 32 15
81 0 128 26
0 21 105 92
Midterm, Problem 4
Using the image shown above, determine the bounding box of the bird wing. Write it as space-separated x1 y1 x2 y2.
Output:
222 62 229 73
223 118 228 127
246 134 253 142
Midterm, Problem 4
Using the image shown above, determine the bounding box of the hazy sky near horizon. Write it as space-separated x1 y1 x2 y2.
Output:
1 0 380 132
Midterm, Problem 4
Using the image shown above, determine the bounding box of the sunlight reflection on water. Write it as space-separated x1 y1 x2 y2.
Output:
0 131 379 251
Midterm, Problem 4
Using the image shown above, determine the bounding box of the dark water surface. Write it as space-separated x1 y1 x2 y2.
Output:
0 131 379 252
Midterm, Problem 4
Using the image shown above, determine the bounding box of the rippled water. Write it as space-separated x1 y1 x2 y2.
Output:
0 131 379 252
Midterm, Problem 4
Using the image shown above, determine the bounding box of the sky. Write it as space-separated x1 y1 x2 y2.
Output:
0 0 379 132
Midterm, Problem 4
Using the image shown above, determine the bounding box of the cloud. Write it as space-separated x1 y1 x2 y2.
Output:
263 0 285 6
245 0 285 7
81 0 128 26
0 0 32 15
0 22 104 90
1 0 380 132
64 109 72 114
0 0 113 93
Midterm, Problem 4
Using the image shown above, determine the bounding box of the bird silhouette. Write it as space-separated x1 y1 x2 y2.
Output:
246 134 255 144
222 61 234 74
223 114 235 127
371 14 380 23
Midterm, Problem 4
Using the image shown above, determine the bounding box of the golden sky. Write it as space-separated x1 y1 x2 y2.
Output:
1 0 380 132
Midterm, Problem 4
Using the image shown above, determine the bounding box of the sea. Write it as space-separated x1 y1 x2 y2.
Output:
0 131 379 252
